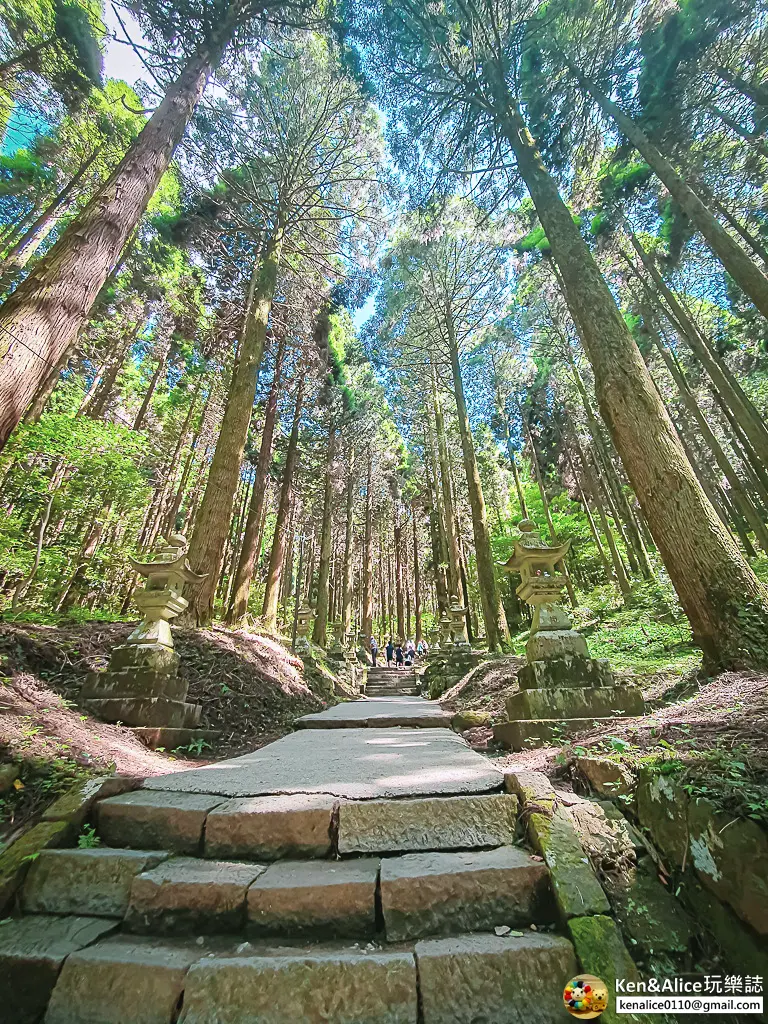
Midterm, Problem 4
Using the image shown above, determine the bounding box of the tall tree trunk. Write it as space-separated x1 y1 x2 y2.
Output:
493 80 768 668
652 333 768 551
226 330 287 624
0 149 99 290
262 377 305 630
312 422 336 645
431 364 462 597
394 512 405 641
341 456 356 641
85 319 142 419
361 450 374 639
625 235 768 472
0 16 240 449
445 317 510 650
412 505 422 644
188 223 285 622
133 342 169 431
569 64 768 320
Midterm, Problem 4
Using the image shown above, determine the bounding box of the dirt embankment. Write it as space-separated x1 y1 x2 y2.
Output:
0 621 329 840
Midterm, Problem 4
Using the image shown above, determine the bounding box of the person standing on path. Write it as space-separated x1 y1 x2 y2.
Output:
370 636 379 667
386 638 394 668
395 643 404 670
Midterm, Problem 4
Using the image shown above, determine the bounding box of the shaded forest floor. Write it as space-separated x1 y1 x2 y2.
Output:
0 621 329 842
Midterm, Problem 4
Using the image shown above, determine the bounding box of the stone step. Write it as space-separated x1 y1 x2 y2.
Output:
21 847 168 919
33 929 576 1024
379 847 554 941
96 790 225 854
0 914 117 1024
125 857 266 935
338 793 519 855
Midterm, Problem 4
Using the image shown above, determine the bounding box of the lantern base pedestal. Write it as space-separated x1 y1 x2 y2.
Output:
84 696 202 729
494 716 621 751
82 642 200 729
494 654 644 750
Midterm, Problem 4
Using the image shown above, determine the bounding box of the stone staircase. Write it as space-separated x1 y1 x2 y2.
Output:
2 781 578 1023
364 666 420 697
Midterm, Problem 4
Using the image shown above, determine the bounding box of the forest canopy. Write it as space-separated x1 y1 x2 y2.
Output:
1 0 767 673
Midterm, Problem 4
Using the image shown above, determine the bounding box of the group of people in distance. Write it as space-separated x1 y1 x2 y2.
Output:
369 636 428 669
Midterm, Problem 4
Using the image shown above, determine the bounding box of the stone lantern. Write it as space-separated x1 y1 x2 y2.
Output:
493 519 643 750
295 606 314 654
328 621 345 657
427 627 440 651
83 533 210 748
448 594 470 649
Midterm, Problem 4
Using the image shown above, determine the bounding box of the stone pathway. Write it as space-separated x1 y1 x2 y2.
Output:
1 694 582 1024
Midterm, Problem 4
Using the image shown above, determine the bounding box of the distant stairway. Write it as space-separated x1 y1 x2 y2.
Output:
365 666 420 697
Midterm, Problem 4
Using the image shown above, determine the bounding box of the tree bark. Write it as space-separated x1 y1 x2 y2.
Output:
412 504 422 644
0 15 240 450
341 455 356 640
361 449 373 638
445 316 510 650
312 422 336 645
187 223 284 622
226 329 287 624
394 512 405 641
261 377 305 630
431 364 462 597
626 234 768 472
494 82 768 667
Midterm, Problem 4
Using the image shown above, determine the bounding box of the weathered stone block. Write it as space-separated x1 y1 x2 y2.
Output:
126 857 264 935
380 847 553 941
567 916 644 1024
247 858 379 938
109 644 180 673
0 820 72 914
338 794 518 855
22 848 168 918
96 790 223 854
82 670 190 701
0 914 116 1024
45 936 198 1024
85 696 201 728
507 684 644 722
450 710 491 732
687 795 768 935
494 717 618 751
525 631 590 663
502 769 556 810
575 756 635 797
527 808 610 921
636 770 689 868
684 878 768 977
41 775 142 827
178 949 418 1024
606 858 693 956
415 933 577 1024
204 793 336 860
517 655 615 690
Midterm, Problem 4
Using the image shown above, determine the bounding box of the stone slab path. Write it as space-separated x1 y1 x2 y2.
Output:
295 696 452 730
143 719 503 800
2 692 589 1024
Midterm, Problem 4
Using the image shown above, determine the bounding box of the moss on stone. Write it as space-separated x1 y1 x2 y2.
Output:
0 819 71 912
528 808 610 921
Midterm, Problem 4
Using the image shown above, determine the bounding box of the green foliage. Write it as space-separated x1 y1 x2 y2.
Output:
77 823 101 847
